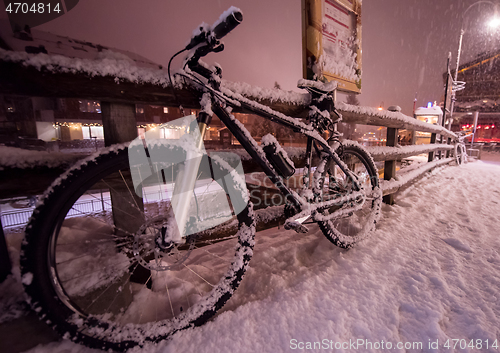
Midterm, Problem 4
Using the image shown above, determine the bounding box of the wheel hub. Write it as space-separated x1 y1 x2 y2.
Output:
133 215 192 271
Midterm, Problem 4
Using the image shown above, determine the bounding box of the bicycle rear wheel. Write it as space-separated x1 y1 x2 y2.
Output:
21 143 255 351
315 142 382 249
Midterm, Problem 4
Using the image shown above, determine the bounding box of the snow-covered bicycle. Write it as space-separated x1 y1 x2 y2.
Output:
21 7 381 351
455 130 473 165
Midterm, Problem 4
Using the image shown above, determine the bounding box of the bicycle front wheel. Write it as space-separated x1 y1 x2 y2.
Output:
455 142 467 165
21 143 255 351
315 142 382 249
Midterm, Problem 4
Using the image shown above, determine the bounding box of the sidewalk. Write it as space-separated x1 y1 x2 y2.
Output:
1 157 500 353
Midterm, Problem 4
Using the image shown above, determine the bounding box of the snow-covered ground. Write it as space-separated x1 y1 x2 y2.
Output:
1 157 500 353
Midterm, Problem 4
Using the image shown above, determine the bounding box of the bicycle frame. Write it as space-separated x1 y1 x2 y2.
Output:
175 71 363 213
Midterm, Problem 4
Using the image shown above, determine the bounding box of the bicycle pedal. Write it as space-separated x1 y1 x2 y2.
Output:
284 220 309 233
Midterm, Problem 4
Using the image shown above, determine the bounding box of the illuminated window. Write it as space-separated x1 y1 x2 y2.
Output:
82 126 104 139
79 100 101 113
136 106 144 114
163 107 169 114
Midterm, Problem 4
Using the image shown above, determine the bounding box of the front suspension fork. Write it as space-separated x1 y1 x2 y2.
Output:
169 121 208 243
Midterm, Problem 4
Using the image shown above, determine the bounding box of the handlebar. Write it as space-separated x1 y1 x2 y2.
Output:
185 7 243 50
212 9 243 40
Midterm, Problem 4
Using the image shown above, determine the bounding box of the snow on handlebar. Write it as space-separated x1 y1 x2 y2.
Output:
185 6 243 50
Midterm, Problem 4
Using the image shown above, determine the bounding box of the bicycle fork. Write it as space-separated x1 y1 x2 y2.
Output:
168 121 208 243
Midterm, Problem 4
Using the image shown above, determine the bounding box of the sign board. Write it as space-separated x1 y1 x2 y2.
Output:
302 0 362 93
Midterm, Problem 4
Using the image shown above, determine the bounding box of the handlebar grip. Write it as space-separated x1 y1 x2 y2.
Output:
212 9 243 40
185 8 242 51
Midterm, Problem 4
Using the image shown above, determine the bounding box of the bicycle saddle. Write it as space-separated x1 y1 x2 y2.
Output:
297 78 337 95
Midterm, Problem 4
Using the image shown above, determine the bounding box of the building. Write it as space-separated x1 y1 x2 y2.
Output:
0 20 306 152
0 20 237 151
447 49 500 143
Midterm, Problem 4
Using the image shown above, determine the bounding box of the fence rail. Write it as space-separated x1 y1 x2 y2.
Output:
0 50 461 280
1 198 113 229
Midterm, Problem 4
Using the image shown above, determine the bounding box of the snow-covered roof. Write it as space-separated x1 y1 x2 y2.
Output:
454 99 500 112
0 19 161 70
0 43 456 139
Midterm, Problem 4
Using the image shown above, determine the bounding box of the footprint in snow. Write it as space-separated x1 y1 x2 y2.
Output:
442 238 473 253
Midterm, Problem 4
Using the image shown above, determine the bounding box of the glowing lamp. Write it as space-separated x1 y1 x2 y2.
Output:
488 16 500 28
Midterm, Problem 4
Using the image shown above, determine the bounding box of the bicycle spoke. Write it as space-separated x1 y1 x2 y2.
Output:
100 178 144 217
165 278 175 319
193 244 230 263
137 274 153 324
60 258 136 284
104 263 140 315
66 206 136 237
183 264 214 287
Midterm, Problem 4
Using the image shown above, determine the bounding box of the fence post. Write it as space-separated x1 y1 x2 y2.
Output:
438 135 444 159
101 102 144 234
101 102 148 286
428 133 437 162
446 137 451 158
0 216 11 283
383 127 398 205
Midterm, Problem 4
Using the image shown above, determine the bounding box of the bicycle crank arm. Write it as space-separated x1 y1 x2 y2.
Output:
284 189 369 233
313 188 381 222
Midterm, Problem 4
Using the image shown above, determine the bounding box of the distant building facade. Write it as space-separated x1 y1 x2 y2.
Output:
447 49 500 142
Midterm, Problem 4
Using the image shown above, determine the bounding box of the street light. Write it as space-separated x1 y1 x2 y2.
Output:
488 15 500 27
454 1 500 85
450 1 500 144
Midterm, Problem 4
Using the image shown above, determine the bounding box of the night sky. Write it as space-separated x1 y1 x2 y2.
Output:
2 0 499 115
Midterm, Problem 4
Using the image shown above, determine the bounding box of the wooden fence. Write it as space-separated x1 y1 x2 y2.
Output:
0 52 459 280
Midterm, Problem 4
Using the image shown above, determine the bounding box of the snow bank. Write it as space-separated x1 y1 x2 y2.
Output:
4 160 498 353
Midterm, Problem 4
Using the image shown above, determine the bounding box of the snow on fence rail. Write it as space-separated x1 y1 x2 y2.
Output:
364 144 454 162
0 48 456 139
0 49 459 215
